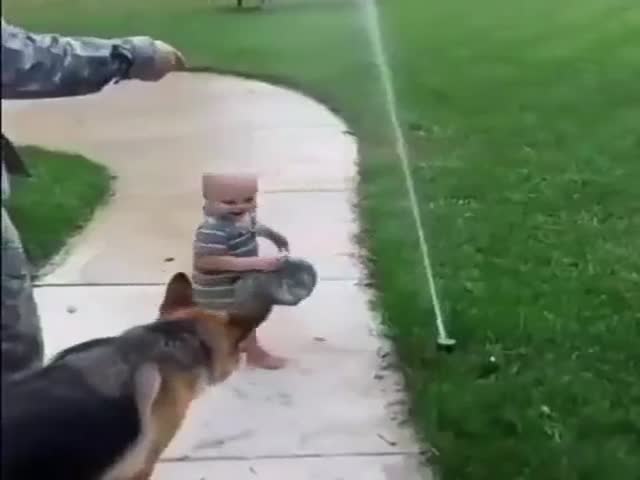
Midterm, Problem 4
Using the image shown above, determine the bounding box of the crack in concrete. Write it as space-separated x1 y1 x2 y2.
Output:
160 451 423 463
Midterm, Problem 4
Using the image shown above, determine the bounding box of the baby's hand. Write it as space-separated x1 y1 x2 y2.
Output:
252 256 285 272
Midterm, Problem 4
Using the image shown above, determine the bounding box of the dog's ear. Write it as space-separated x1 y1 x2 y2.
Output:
159 273 195 315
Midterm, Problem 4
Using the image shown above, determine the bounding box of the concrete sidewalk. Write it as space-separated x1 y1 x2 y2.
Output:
2 73 431 479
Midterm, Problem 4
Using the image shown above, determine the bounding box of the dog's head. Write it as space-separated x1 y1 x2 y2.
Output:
156 272 271 384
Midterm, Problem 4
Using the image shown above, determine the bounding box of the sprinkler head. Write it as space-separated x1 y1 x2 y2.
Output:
436 337 456 353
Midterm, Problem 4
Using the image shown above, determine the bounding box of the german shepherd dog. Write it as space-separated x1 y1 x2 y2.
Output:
1 272 272 480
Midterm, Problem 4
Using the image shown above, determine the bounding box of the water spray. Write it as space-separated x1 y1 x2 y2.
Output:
360 0 456 352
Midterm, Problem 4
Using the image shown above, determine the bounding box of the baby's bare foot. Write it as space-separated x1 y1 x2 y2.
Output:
245 349 287 370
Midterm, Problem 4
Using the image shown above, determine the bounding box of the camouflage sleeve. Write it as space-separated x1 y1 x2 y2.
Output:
1 18 157 99
1 162 10 201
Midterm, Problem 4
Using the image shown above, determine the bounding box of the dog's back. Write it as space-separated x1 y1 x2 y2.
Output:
2 349 140 480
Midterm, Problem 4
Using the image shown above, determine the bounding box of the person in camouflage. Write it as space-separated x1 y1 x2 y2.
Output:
1 18 185 380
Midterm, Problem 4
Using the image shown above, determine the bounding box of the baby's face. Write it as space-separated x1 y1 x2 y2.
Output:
215 193 256 218
202 173 258 218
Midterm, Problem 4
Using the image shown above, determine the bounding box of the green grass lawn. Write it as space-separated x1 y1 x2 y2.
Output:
6 147 111 270
6 0 640 478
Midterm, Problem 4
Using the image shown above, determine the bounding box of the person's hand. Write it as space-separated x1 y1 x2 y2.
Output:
133 40 186 81
153 40 186 75
252 256 285 272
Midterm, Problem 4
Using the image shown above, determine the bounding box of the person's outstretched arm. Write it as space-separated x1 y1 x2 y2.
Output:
1 18 185 99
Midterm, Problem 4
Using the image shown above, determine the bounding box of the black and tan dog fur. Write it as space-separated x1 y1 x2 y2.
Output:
1 272 271 480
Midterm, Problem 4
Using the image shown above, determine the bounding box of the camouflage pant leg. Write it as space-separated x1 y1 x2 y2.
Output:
1 206 43 380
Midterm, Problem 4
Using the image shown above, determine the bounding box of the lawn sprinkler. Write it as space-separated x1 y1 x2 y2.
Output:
430 282 456 353
361 0 457 354
433 300 456 353
436 335 457 354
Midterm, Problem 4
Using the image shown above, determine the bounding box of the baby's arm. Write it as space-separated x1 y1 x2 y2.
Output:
197 255 282 272
196 254 257 272
255 222 289 253
193 226 281 272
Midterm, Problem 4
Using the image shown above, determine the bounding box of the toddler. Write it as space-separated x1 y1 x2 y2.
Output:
192 173 297 369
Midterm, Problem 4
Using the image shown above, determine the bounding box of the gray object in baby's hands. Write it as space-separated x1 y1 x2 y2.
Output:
234 257 318 307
